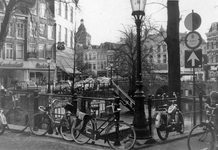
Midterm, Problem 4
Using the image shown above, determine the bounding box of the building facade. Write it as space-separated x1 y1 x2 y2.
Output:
0 0 56 88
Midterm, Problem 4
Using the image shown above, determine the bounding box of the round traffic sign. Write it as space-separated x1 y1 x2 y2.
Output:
184 12 201 31
185 31 202 49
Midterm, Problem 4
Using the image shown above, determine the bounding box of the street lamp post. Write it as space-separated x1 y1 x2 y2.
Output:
110 63 113 79
47 57 51 93
130 0 151 139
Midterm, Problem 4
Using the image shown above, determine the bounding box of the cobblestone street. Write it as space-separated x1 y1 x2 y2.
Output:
0 131 109 150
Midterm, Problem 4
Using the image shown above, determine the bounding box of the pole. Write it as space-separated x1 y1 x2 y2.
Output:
48 63 51 93
193 67 196 126
133 18 150 139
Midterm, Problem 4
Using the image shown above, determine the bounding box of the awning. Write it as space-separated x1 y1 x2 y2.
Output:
64 68 81 74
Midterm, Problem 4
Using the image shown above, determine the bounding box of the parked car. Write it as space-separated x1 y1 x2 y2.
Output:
53 80 72 94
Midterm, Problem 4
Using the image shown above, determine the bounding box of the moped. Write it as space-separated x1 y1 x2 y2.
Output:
155 93 184 141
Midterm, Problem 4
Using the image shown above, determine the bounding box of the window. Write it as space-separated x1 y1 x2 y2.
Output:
163 54 167 63
70 31 73 48
100 61 104 69
30 21 37 37
58 24 61 41
65 3 68 19
65 27 67 45
89 53 92 60
39 23 46 38
93 52 96 60
157 54 161 63
16 44 23 59
163 44 167 52
38 44 45 59
48 25 54 39
29 43 36 53
85 53 88 60
46 45 53 58
70 7 73 22
17 22 24 38
40 3 46 18
7 23 13 37
0 50 2 58
93 63 96 70
58 1 61 16
5 44 13 59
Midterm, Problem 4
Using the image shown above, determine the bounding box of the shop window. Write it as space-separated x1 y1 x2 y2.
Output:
16 44 24 59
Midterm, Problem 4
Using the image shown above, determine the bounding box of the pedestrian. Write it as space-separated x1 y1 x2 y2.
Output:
205 91 218 131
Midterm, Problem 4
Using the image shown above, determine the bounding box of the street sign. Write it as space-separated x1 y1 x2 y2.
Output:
185 31 202 49
185 49 202 68
184 12 201 31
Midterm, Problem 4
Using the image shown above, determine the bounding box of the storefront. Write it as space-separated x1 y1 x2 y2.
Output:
0 60 55 88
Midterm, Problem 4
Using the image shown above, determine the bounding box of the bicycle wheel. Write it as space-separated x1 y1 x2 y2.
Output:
156 113 169 141
59 115 75 141
177 112 184 134
6 108 30 133
106 122 136 150
29 113 50 136
71 119 95 144
187 123 216 150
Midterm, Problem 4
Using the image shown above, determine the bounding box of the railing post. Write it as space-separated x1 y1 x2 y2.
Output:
199 91 203 123
33 91 38 114
71 93 77 114
148 95 152 137
114 96 120 121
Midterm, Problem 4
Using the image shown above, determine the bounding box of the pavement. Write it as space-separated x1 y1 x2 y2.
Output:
0 106 191 150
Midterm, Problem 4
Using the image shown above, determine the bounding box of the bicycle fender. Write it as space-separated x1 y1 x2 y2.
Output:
0 113 7 125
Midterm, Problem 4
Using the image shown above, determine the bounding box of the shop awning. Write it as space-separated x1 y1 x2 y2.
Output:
64 68 81 74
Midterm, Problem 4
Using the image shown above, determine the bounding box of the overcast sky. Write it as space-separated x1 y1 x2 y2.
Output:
76 0 218 45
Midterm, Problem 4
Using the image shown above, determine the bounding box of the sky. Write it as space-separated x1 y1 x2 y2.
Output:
76 0 218 45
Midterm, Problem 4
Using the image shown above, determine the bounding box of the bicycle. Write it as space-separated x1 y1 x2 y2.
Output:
71 100 136 150
0 92 30 134
155 93 184 141
29 97 76 141
187 104 218 150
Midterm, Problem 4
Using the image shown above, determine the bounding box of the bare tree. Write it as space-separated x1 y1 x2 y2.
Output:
115 19 164 97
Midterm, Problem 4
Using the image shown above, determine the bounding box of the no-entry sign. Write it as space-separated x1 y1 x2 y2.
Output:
184 12 201 31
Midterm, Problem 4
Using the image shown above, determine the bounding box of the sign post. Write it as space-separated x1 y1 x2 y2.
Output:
184 10 202 126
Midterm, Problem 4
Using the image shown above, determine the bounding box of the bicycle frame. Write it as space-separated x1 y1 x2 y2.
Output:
79 108 121 141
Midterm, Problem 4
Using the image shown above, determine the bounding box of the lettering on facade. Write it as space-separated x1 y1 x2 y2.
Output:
36 63 48 68
0 61 23 67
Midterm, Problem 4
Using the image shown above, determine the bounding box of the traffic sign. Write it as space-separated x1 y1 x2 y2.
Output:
185 31 202 49
185 49 202 68
184 12 201 31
